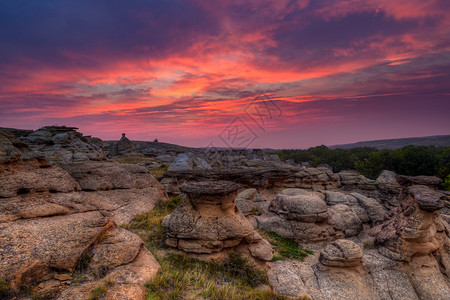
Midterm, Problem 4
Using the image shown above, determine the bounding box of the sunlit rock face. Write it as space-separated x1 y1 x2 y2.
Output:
0 129 164 299
164 180 273 261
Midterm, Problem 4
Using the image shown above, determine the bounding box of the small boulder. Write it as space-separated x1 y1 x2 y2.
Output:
269 191 328 223
319 239 363 267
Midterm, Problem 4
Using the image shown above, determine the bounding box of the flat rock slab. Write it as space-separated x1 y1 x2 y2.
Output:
0 211 110 286
180 180 240 196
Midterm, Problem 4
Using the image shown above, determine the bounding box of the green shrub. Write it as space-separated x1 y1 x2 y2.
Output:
442 174 450 191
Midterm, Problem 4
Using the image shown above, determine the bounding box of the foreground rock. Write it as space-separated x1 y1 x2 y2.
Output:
0 130 164 299
164 181 273 261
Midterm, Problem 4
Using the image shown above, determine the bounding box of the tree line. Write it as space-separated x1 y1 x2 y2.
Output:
274 145 450 182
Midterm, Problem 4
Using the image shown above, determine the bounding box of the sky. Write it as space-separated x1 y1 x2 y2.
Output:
0 0 449 149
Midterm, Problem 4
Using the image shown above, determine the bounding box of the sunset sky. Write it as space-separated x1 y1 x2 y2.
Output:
0 0 449 148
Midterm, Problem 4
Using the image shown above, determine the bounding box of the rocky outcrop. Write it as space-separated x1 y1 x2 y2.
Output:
396 174 443 190
375 170 403 209
293 167 341 191
372 185 447 261
18 126 105 164
268 260 310 298
318 239 363 267
107 133 141 158
164 181 273 261
0 135 164 299
235 188 257 215
167 153 211 171
255 188 385 243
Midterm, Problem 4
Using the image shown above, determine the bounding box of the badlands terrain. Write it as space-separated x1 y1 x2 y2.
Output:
1 126 449 299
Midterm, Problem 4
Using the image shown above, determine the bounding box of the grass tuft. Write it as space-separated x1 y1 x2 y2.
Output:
122 196 182 250
149 166 168 178
0 280 13 299
88 285 107 300
146 252 283 300
363 241 375 249
75 252 93 274
260 231 313 261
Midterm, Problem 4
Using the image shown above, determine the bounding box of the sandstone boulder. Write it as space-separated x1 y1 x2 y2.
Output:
319 239 363 267
373 185 447 262
268 261 310 298
327 205 363 237
397 175 443 190
164 181 273 260
168 153 192 171
375 170 403 209
235 188 257 215
269 190 328 223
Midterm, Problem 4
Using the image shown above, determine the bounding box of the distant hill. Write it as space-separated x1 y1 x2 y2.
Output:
329 135 450 150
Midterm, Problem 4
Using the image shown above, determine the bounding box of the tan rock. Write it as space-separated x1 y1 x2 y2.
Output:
0 211 110 286
319 239 363 267
165 180 273 260
54 274 72 281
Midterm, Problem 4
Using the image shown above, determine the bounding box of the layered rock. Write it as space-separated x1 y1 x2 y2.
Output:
107 133 141 158
255 188 385 243
372 185 447 261
167 153 212 171
293 167 341 191
375 170 403 209
17 126 105 164
318 239 363 267
164 181 273 261
310 240 380 300
396 174 443 190
0 134 164 299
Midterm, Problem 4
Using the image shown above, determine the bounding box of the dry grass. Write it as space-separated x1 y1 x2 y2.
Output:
149 166 168 178
124 198 292 300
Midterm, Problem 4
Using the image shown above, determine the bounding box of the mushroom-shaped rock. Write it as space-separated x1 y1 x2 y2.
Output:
409 185 445 212
319 239 363 267
396 175 443 190
269 191 328 223
165 180 273 260
373 185 446 261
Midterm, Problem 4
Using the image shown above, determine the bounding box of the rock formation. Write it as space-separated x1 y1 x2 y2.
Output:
167 153 211 171
372 185 449 263
164 181 273 261
0 128 165 299
255 188 386 243
17 126 105 164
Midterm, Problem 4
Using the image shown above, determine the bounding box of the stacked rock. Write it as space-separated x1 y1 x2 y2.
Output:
164 180 273 261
